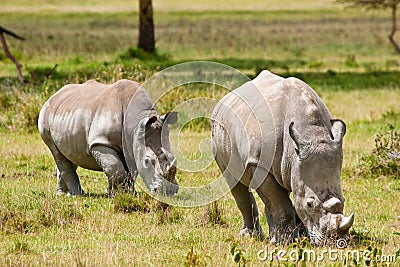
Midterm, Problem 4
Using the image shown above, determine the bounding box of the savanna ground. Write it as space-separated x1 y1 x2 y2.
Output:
1 0 400 266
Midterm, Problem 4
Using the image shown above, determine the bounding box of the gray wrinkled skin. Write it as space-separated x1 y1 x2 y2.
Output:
211 70 354 245
38 79 178 196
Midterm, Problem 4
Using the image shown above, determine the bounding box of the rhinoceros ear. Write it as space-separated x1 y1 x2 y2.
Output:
289 122 308 153
145 115 158 126
330 119 346 143
161 111 178 124
136 115 158 139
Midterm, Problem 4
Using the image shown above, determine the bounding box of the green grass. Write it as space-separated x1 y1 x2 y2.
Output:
1 7 398 76
1 1 400 266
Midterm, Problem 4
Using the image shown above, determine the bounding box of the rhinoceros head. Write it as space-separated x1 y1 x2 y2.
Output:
133 111 179 196
289 120 354 245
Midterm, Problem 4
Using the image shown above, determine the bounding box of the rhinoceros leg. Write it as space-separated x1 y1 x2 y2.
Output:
256 173 298 245
40 130 84 195
91 145 132 195
229 180 265 239
55 161 84 196
264 207 277 243
45 144 83 195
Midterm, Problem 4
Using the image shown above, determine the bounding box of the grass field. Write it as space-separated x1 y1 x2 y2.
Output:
1 1 400 266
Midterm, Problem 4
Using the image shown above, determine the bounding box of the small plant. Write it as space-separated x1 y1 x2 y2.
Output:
201 201 225 226
344 54 359 68
284 237 313 263
114 192 169 213
184 245 208 267
0 210 34 234
9 239 32 254
156 207 182 224
114 192 150 213
359 124 400 179
226 238 247 267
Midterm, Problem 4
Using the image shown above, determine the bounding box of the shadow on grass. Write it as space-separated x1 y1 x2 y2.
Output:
206 57 400 91
121 56 400 91
83 192 110 199
2 57 400 92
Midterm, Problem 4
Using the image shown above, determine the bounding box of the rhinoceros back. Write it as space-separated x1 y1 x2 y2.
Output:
211 70 333 188
38 79 141 170
211 71 286 186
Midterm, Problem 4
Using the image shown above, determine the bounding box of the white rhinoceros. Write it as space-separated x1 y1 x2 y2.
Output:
211 70 354 245
38 79 178 196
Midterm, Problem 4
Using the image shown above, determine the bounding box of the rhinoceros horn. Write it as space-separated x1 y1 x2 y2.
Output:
323 197 342 213
339 213 354 233
169 158 176 168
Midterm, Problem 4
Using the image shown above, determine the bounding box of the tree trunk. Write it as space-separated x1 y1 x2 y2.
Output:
0 26 26 83
389 4 400 53
138 0 155 52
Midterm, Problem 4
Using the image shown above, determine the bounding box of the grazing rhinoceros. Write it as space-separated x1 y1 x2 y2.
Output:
211 70 354 245
38 79 178 196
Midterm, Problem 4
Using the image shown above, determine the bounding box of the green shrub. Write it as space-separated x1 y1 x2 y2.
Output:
0 196 83 234
201 201 225 226
8 239 32 254
360 125 400 179
114 192 168 213
0 65 155 130
0 210 35 234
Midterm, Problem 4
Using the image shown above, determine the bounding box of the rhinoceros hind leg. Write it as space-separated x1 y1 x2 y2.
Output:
39 122 84 195
54 155 84 196
56 163 84 196
230 181 265 239
91 145 133 195
44 143 84 196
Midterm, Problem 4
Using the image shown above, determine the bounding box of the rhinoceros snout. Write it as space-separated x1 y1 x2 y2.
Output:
152 183 179 196
166 184 179 196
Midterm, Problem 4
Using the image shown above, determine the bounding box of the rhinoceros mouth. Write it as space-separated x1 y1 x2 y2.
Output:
150 172 179 196
308 212 354 246
309 226 324 246
163 164 177 183
151 184 179 196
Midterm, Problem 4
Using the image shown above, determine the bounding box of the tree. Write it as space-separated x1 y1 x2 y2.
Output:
138 0 155 52
0 26 26 83
338 0 400 53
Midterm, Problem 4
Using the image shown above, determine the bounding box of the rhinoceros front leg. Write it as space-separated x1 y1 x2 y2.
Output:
229 181 265 239
91 145 133 195
264 207 277 243
256 174 298 245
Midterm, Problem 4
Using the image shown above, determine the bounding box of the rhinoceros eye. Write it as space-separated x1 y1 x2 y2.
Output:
143 157 152 168
306 197 316 209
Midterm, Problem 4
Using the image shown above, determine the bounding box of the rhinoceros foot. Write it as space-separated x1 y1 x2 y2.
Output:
56 188 85 197
239 227 265 240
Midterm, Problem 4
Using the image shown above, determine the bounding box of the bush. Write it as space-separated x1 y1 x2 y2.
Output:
0 64 155 130
114 192 168 213
360 125 400 179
